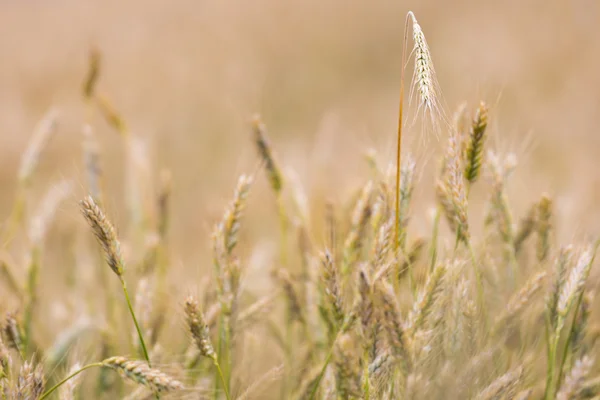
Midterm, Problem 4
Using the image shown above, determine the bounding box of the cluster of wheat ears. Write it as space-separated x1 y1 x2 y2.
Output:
1 11 599 400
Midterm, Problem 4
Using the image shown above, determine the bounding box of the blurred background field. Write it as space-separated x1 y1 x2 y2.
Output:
0 0 600 368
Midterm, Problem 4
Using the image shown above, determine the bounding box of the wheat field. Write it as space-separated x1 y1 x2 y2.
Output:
1 1 600 399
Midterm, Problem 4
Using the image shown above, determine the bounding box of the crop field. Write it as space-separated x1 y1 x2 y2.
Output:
0 1 600 399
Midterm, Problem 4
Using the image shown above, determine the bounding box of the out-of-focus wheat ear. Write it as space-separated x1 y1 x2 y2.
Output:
3 312 23 359
398 237 426 281
334 333 360 398
556 247 595 333
536 194 553 262
156 169 171 242
79 196 124 277
133 278 153 351
514 202 537 254
375 282 411 374
59 362 82 400
570 292 593 357
320 250 344 329
557 356 593 400
342 181 373 275
397 156 416 250
251 114 283 194
406 262 446 337
464 102 489 185
82 125 104 205
82 47 101 100
18 108 59 186
28 180 73 249
101 357 183 393
436 180 458 231
15 359 45 400
371 220 393 273
514 388 533 400
453 102 469 137
547 246 573 330
95 95 128 136
275 269 305 324
358 267 379 363
237 294 277 331
492 270 547 333
218 174 253 257
447 132 470 242
184 296 216 360
0 337 11 381
580 376 600 397
475 365 524 400
236 364 284 400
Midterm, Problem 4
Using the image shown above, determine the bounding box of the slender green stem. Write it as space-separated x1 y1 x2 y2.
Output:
23 246 41 355
121 279 151 366
543 311 553 400
214 359 232 400
40 362 103 400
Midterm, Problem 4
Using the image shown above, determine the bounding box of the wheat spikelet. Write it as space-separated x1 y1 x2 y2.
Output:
237 294 277 330
439 132 469 242
547 246 574 330
475 365 524 400
400 238 426 279
514 202 537 253
275 269 305 324
13 360 44 400
320 250 344 328
407 11 439 116
3 313 22 356
406 262 446 336
334 333 360 398
18 109 59 185
342 181 373 273
251 114 283 193
371 220 393 271
216 174 253 257
79 196 124 277
556 247 594 331
464 102 489 184
514 388 533 400
570 292 593 356
493 270 547 332
486 151 515 244
58 362 82 400
0 337 11 381
556 356 594 400
376 282 411 373
184 296 216 360
101 357 183 392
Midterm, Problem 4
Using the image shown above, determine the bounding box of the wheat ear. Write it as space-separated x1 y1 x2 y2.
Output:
80 196 151 366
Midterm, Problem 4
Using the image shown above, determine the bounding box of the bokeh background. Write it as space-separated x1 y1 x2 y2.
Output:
1 0 599 318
